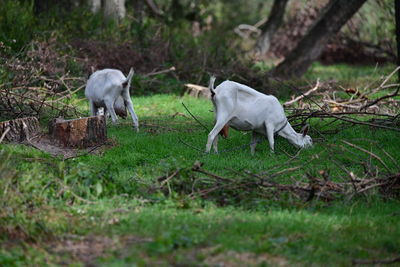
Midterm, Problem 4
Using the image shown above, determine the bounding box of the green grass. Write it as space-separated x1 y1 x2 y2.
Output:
1 92 399 266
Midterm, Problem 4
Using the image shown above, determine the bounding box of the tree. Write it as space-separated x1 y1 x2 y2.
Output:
396 0 400 83
253 0 290 57
89 0 126 21
270 0 367 79
89 0 101 13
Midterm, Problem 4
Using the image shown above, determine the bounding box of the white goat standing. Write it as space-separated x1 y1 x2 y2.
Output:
85 68 139 131
206 76 312 154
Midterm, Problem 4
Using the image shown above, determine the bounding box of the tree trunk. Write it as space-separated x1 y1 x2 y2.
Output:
89 0 101 13
185 83 211 99
49 116 107 148
396 0 400 83
104 0 126 21
271 0 367 79
254 0 290 57
0 117 40 143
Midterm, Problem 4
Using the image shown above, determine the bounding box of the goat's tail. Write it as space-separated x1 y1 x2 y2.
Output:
123 67 135 89
208 75 216 97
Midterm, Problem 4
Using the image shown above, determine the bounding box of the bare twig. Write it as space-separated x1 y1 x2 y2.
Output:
160 169 181 187
284 79 320 106
178 137 204 153
55 178 96 204
341 140 391 172
192 161 232 183
0 127 10 144
361 66 400 110
143 67 176 77
182 102 210 132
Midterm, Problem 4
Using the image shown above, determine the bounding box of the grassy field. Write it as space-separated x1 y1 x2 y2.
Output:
1 69 400 266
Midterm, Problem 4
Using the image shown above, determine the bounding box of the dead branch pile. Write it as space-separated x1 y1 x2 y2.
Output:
149 139 399 205
281 67 400 133
0 39 85 120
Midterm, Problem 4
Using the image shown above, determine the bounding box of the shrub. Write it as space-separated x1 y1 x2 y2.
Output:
0 0 36 52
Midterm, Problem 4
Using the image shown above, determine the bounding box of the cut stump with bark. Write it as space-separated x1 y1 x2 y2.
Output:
0 117 40 143
49 116 107 148
185 83 211 99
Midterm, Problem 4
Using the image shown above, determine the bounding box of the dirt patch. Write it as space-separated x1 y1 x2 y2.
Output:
203 249 289 267
51 235 117 265
50 234 152 266
0 225 30 243
49 234 288 266
176 246 289 266
26 134 116 160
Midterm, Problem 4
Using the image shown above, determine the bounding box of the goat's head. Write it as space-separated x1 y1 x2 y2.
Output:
298 124 313 148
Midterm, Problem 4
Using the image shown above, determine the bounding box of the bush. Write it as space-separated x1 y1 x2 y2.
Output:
0 0 35 52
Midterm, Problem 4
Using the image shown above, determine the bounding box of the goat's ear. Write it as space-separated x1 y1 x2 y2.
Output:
301 124 309 137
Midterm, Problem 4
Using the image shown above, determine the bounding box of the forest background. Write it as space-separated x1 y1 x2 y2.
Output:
0 0 399 266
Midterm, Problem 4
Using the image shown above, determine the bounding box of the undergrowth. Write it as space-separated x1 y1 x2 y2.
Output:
1 93 399 266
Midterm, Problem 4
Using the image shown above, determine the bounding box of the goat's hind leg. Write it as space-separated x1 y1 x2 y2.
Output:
206 119 230 153
122 90 139 131
250 131 262 155
105 99 118 124
212 135 219 153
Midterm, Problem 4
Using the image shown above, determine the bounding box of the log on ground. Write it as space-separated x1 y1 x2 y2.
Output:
185 83 211 99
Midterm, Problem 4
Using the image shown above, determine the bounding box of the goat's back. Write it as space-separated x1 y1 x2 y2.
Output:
85 69 126 101
215 81 282 110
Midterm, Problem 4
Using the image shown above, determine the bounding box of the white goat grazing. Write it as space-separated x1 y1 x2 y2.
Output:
85 68 139 131
206 76 312 154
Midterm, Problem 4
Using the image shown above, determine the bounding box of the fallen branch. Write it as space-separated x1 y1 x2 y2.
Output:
341 140 391 172
284 79 320 106
182 102 210 132
0 127 10 144
143 67 176 77
159 169 181 187
192 161 233 183
361 86 400 110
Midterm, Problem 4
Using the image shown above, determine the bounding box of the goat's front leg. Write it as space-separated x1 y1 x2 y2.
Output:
122 90 139 132
206 120 230 153
89 101 98 116
265 123 275 152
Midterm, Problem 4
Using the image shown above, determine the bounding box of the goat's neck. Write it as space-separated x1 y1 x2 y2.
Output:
278 123 303 147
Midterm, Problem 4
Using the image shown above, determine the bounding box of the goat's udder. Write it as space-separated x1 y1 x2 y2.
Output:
219 124 230 138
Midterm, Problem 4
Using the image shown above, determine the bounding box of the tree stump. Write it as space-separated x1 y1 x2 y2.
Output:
0 117 40 143
185 83 211 99
49 116 107 148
